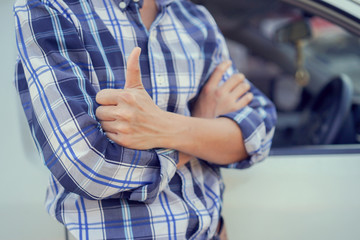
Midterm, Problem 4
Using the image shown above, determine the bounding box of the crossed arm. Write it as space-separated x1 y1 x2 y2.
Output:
96 48 253 166
15 0 276 202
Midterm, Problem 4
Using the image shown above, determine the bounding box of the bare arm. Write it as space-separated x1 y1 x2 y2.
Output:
159 113 247 164
176 60 254 167
96 48 252 165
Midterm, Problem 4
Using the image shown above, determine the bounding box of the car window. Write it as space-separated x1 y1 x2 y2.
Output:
268 17 360 150
195 0 360 154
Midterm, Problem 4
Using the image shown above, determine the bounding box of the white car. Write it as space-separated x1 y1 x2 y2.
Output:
1 1 359 240
190 0 360 239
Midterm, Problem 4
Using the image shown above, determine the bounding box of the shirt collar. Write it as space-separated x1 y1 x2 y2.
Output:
155 0 175 7
113 0 175 10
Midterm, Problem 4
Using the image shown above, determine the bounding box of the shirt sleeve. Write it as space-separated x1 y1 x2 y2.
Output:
14 0 178 203
198 6 277 169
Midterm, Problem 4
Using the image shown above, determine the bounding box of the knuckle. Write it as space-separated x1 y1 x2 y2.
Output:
118 124 131 135
217 60 232 71
95 94 101 104
116 110 129 121
228 75 240 86
126 110 135 121
113 108 135 122
240 94 253 106
247 92 254 101
214 88 223 98
114 108 123 119
115 94 124 103
133 67 141 75
224 101 237 113
244 82 251 91
215 64 226 72
128 93 137 103
123 108 137 122
238 73 246 80
234 73 244 83
202 85 213 95
128 66 141 77
117 92 127 101
128 64 139 72
121 92 136 104
95 106 102 118
95 90 106 104
230 105 238 112
114 123 123 133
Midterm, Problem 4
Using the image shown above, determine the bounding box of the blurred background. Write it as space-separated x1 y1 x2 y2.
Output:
0 0 65 239
1 0 360 239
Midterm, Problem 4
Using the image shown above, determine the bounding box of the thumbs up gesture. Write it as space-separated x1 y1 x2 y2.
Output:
96 47 165 149
124 47 144 90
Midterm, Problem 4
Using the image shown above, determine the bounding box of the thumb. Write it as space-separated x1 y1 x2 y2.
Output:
125 47 143 89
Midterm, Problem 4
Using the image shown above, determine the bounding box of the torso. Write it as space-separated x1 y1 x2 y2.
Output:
139 0 158 30
17 0 227 238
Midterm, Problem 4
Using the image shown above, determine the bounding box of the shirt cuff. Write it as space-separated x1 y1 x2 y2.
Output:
129 149 178 203
220 106 272 168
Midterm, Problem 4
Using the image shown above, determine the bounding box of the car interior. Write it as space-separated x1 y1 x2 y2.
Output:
192 0 360 152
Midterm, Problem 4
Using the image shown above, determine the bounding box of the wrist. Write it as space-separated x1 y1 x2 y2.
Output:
156 111 190 150
192 101 216 119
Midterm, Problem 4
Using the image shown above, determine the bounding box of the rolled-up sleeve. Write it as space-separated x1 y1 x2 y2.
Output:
14 0 177 203
220 83 277 168
199 6 277 169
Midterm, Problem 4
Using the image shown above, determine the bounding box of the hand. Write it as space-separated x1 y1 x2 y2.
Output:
96 47 164 150
192 61 253 118
180 61 253 168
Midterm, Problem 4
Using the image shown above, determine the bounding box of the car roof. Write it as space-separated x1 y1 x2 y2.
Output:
324 0 360 19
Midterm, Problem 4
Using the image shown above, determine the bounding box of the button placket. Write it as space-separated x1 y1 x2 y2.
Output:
148 28 169 110
156 75 167 87
176 165 213 239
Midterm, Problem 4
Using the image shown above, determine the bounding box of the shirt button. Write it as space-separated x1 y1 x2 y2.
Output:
119 1 127 9
157 75 167 86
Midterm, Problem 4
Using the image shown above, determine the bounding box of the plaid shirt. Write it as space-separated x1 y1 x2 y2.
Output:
14 0 276 239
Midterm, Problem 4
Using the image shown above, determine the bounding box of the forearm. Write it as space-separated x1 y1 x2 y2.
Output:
159 112 248 165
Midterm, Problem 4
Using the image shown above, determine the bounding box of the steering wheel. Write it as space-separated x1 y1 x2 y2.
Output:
296 75 353 145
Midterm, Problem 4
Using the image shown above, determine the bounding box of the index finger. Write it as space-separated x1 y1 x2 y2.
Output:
206 60 232 89
96 89 122 105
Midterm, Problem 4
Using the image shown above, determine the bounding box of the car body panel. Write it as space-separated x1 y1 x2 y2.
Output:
222 153 360 240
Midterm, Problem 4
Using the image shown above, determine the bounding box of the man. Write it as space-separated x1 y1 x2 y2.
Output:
14 0 276 239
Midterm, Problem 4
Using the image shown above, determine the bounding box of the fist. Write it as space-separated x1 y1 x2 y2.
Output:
95 47 163 149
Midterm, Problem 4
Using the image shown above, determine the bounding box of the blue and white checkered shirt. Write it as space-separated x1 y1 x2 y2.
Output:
14 0 276 239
